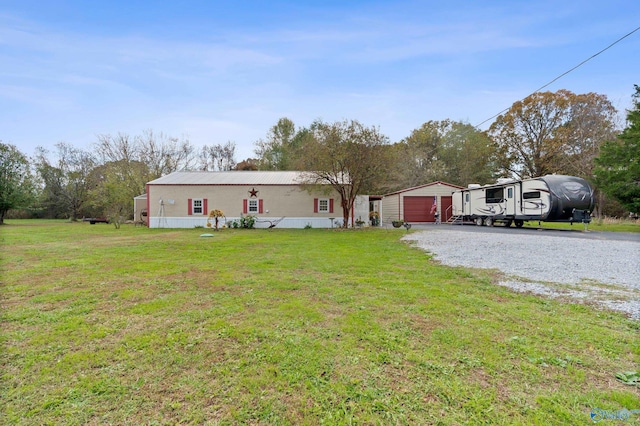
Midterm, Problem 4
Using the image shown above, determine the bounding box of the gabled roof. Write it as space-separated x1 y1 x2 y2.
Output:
147 171 325 186
383 181 463 196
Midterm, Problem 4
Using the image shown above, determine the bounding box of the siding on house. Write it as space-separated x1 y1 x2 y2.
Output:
145 171 344 229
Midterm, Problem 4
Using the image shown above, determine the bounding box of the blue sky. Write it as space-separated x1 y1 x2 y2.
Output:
2 0 639 161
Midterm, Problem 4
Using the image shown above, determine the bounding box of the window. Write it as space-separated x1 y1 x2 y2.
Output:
507 188 513 199
523 191 541 199
188 198 207 215
193 199 203 214
243 199 263 214
465 193 470 202
314 198 334 213
485 188 504 204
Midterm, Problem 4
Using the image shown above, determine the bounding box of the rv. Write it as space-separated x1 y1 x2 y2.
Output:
451 175 595 227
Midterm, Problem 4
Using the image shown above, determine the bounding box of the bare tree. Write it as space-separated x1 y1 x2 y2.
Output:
92 130 196 225
138 130 196 176
199 141 237 171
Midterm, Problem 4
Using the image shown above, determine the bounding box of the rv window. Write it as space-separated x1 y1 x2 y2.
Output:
523 191 541 199
486 188 504 203
507 188 513 198
465 193 469 202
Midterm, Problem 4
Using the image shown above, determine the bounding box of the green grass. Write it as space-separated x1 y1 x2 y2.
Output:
1 220 639 425
524 217 640 233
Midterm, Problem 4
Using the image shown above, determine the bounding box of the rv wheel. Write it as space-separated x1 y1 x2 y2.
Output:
485 217 494 227
505 220 513 227
514 220 524 228
475 217 484 226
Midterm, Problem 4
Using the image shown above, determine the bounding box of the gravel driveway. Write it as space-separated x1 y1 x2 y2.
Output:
402 227 640 319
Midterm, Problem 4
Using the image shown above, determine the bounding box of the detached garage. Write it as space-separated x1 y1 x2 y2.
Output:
381 181 463 224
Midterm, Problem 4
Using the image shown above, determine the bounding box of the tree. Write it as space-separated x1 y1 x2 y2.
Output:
235 158 259 171
297 119 389 227
554 93 619 178
437 122 498 186
137 130 196 176
93 131 196 224
88 160 150 227
489 90 618 179
254 118 299 170
390 121 447 189
34 143 96 220
387 120 497 190
95 130 195 185
0 143 35 224
594 85 640 213
199 141 237 171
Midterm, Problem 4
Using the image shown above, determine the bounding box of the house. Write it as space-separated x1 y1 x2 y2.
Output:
140 171 353 229
381 181 463 223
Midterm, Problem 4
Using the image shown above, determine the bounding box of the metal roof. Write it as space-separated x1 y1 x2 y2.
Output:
147 171 324 186
383 181 463 196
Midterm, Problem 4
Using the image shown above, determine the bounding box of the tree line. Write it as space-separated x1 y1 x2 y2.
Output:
1 87 639 226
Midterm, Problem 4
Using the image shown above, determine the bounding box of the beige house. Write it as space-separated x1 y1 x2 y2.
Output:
141 171 353 229
381 181 463 224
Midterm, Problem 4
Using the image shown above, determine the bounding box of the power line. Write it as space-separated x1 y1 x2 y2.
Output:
474 25 640 129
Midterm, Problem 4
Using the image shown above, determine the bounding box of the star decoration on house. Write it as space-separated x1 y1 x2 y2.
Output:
249 187 259 198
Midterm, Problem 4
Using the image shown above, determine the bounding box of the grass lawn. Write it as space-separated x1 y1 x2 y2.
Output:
1 220 639 425
524 217 640 233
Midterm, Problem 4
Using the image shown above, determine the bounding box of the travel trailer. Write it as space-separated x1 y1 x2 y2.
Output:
451 175 595 227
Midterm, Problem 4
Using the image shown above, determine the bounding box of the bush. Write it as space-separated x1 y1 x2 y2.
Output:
229 214 256 229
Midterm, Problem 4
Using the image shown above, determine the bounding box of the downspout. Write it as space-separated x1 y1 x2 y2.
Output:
146 184 150 228
351 200 355 227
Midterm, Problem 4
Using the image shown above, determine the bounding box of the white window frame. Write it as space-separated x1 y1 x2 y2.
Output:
248 199 258 213
193 198 204 215
318 198 329 213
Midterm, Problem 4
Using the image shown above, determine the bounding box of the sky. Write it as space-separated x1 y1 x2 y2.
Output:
2 0 639 162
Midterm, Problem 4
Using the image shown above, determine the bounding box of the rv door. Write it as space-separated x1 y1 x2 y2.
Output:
463 191 471 216
504 185 517 216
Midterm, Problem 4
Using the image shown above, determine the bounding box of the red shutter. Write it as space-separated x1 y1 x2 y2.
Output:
203 199 208 216
314 198 318 213
258 199 264 214
243 199 248 214
329 198 334 213
188 198 193 215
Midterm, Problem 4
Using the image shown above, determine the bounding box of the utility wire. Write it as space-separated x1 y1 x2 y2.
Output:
474 25 640 129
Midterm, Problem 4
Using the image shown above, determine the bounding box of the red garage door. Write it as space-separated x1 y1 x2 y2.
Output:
404 196 437 222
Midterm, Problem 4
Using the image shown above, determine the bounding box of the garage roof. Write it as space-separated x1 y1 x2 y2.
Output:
383 181 463 196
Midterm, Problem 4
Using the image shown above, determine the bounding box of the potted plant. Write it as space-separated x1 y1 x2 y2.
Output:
369 211 380 226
